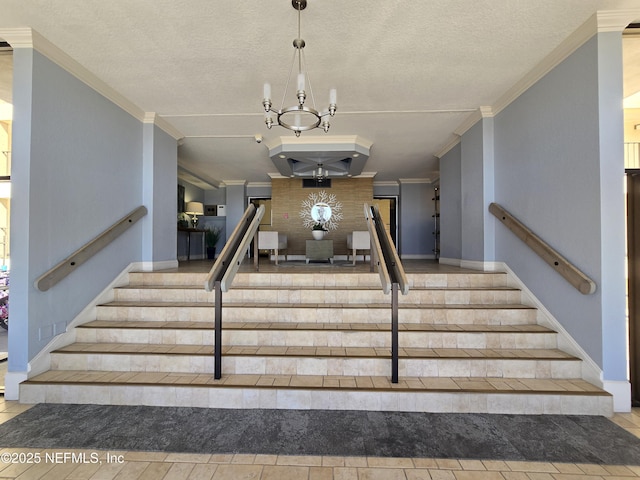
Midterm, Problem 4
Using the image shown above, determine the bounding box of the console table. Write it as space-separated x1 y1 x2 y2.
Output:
306 239 334 264
178 227 206 261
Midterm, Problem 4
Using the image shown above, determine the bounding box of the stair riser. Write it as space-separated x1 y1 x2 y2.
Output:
127 272 509 289
50 353 581 378
96 306 536 325
76 328 557 349
19 384 611 415
113 288 521 305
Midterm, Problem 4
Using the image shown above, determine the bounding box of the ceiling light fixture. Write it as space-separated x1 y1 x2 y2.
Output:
313 164 329 182
262 0 337 137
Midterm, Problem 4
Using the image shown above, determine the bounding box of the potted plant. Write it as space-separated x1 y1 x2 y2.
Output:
205 226 223 259
312 223 327 240
177 212 190 229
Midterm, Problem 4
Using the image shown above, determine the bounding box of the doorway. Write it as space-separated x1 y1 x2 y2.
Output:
627 171 640 406
373 196 398 248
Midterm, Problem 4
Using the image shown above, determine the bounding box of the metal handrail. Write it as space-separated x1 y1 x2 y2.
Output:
489 202 596 295
35 206 148 292
369 204 409 295
204 203 265 379
204 204 264 292
364 203 391 294
364 203 410 383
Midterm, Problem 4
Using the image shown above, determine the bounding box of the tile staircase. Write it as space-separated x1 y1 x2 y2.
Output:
20 269 612 415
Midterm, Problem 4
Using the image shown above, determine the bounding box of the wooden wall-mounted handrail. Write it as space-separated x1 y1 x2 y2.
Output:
489 202 596 295
35 205 148 291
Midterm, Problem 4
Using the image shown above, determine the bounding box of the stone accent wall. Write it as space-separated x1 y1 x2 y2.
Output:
268 178 374 256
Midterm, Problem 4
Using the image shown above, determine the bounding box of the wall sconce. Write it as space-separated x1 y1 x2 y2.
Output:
185 201 204 228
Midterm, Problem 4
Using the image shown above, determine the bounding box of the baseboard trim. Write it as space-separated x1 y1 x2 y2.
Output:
132 260 179 272
4 371 28 401
438 257 461 267
603 380 631 413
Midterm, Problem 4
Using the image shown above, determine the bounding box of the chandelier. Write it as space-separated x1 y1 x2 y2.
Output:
262 0 337 137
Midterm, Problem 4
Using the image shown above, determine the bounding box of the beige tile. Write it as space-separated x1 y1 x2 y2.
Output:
208 455 235 464
452 471 506 480
428 471 457 480
112 461 151 480
165 453 212 464
321 456 345 467
261 465 309 480
86 460 127 479
500 473 529 480
211 464 262 480
309 466 334 480
333 467 359 480
14 461 55 480
135 462 172 480
186 463 218 480
405 469 435 480
524 473 554 480
276 455 322 466
357 467 407 480
435 459 462 470
343 457 368 467
458 459 486 471
161 462 196 480
411 458 439 469
40 462 81 479
603 464 638 476
551 463 583 474
576 463 610 475
504 461 557 473
366 457 414 468
253 455 278 466
481 460 509 471
64 462 102 479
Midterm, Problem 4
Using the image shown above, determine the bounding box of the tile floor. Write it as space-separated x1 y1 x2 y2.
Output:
0 397 638 479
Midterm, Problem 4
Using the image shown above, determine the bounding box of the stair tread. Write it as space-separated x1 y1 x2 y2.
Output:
118 285 519 291
79 320 553 333
99 301 534 309
52 342 577 360
23 370 608 395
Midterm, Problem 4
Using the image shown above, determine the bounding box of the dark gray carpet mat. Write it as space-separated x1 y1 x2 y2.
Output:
0 404 639 465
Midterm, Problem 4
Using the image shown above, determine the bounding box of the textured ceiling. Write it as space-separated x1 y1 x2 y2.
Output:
0 0 639 187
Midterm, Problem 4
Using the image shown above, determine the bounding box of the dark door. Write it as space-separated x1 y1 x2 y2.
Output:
627 171 640 406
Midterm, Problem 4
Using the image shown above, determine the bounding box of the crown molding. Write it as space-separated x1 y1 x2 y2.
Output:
0 28 183 141
268 173 289 179
452 106 493 137
247 182 273 188
0 27 34 47
354 171 377 178
597 9 640 33
373 180 400 187
450 9 640 140
144 113 183 140
435 135 461 159
399 178 434 184
221 180 248 187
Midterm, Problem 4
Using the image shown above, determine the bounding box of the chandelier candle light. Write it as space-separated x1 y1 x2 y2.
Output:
262 0 337 137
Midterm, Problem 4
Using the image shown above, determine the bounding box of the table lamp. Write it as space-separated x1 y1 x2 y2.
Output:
185 201 204 228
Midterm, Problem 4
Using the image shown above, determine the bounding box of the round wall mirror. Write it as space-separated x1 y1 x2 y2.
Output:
311 202 332 224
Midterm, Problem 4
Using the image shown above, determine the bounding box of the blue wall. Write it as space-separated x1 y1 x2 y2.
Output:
10 47 176 371
493 33 625 379
439 32 626 384
440 143 462 260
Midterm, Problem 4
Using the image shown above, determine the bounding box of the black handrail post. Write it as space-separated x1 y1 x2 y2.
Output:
391 282 399 384
214 280 222 380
